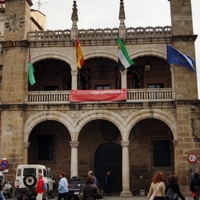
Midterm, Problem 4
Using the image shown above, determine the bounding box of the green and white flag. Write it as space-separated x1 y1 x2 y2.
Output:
28 49 36 86
117 37 134 71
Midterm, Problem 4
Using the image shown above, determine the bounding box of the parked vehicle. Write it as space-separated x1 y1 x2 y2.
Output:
0 171 5 185
67 176 104 200
0 171 13 198
3 182 13 198
14 164 56 200
67 176 86 200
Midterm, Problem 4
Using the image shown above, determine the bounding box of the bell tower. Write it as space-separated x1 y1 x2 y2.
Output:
169 0 197 99
4 0 32 40
2 0 32 103
0 0 33 165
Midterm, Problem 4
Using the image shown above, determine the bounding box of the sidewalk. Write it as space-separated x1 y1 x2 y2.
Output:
102 195 193 200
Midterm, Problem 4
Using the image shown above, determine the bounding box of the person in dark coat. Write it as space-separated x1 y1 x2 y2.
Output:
190 173 200 200
166 174 186 200
0 184 6 200
83 176 100 200
104 171 110 195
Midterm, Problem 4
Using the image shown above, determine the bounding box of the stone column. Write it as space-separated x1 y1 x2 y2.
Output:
69 141 79 177
23 142 30 164
172 140 178 175
120 140 132 197
121 70 127 89
71 70 78 90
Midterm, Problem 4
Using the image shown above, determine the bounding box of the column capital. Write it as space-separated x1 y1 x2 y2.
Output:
172 140 178 147
70 141 79 147
121 140 130 147
23 142 30 149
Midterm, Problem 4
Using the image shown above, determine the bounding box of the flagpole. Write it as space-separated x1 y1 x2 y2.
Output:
78 68 81 89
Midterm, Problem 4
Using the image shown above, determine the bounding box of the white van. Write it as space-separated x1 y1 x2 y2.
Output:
14 164 56 200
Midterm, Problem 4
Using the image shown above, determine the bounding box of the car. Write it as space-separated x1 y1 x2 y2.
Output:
67 176 86 200
67 176 104 200
14 164 56 200
3 182 13 198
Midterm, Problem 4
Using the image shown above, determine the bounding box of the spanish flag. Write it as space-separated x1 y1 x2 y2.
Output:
76 39 84 69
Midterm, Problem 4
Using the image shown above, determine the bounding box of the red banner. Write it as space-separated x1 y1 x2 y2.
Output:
0 1 5 4
70 89 127 102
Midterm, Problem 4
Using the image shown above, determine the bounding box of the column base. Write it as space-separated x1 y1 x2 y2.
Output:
120 191 132 197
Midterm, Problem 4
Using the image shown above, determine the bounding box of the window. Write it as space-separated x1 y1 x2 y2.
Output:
23 168 36 176
38 135 54 160
95 85 111 89
43 86 59 90
153 140 170 166
148 84 164 88
150 137 174 170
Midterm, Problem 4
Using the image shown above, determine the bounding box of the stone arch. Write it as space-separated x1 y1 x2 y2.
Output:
123 109 176 140
73 110 125 140
83 50 118 62
130 48 166 60
24 111 75 143
31 52 75 69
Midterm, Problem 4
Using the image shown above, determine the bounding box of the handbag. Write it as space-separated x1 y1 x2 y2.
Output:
95 188 103 199
165 188 178 200
78 188 84 200
149 182 162 200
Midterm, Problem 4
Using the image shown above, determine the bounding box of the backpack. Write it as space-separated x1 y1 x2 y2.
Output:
42 182 48 190
165 188 178 200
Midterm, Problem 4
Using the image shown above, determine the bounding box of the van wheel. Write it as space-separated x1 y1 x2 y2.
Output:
23 174 37 188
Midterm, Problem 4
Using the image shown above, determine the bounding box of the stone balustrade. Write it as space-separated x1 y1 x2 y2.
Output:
26 88 173 104
27 26 172 41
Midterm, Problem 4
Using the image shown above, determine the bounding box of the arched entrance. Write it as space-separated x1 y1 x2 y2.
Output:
28 120 71 183
95 142 122 194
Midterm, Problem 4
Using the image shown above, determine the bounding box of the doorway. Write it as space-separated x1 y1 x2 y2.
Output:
95 142 122 194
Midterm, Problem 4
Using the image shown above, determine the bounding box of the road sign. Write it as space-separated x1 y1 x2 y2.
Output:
188 153 197 163
0 160 9 169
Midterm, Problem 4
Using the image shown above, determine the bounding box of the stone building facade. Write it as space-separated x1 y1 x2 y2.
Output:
0 0 199 197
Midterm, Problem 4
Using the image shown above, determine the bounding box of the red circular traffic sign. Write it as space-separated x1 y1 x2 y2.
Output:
188 153 197 163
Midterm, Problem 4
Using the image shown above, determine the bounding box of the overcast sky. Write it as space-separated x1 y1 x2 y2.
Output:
31 0 200 96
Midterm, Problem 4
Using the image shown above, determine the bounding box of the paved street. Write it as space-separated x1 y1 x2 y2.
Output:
8 195 194 200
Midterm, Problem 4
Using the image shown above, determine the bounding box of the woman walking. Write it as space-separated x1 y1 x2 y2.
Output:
166 174 186 200
147 172 166 200
83 176 100 200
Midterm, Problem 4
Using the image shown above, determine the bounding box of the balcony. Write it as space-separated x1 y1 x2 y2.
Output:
26 88 173 104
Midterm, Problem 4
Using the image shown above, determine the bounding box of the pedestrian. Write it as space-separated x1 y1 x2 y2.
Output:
36 173 45 200
88 171 99 186
190 173 200 200
0 184 6 200
147 171 165 200
166 174 186 200
104 171 111 196
83 176 100 200
58 172 69 200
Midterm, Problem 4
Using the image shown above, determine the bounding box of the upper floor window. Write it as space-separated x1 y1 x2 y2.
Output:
148 84 164 88
95 85 111 90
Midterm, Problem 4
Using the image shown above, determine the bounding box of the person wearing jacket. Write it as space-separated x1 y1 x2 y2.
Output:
36 173 45 200
166 174 186 200
58 172 69 200
147 172 166 200
83 176 100 200
88 171 99 186
190 173 200 200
